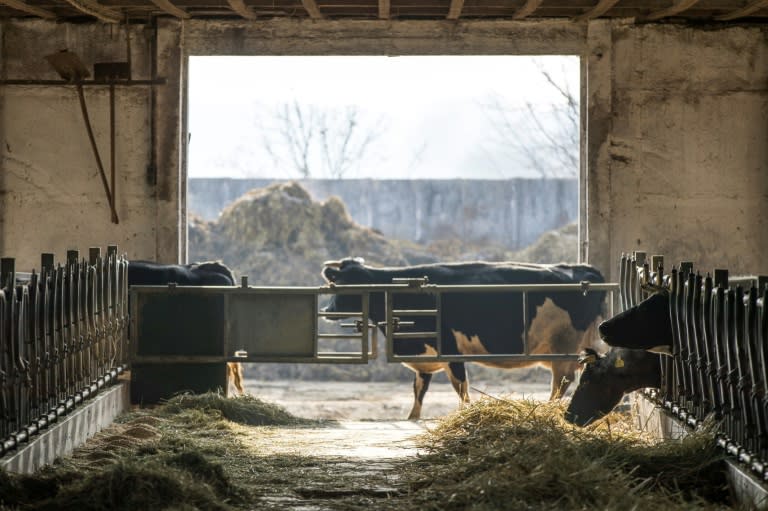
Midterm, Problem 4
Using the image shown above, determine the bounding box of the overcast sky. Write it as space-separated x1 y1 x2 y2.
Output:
188 55 579 180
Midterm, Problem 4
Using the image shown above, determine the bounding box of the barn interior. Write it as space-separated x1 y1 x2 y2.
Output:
2 1 767 277
1 0 768 508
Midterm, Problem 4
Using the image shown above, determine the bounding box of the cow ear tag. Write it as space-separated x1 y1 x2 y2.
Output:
578 353 597 365
614 356 625 368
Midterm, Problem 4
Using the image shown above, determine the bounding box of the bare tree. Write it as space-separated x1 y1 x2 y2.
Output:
482 59 579 178
260 101 385 179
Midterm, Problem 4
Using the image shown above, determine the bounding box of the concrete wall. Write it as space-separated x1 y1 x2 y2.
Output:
0 19 183 270
588 23 768 278
189 178 578 250
1 18 766 280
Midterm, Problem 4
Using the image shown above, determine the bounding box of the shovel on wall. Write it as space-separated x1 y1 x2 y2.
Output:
45 50 120 224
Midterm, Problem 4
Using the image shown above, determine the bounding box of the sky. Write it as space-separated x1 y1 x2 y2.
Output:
188 55 579 180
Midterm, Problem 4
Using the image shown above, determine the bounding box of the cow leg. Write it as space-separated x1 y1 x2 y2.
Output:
549 361 578 400
446 362 470 407
227 362 245 396
407 372 433 420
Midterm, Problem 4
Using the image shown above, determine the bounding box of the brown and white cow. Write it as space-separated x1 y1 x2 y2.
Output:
321 257 607 419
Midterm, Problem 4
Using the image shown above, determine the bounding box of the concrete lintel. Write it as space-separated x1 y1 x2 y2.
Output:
0 381 130 474
183 19 587 56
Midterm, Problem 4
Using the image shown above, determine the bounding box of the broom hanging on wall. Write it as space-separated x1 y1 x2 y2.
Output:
45 49 120 224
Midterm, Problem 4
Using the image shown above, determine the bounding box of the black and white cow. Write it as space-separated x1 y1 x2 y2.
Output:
564 347 662 426
321 257 607 419
127 260 244 395
564 288 673 427
597 288 673 353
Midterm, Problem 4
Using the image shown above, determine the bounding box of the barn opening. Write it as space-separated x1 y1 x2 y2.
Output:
185 54 582 419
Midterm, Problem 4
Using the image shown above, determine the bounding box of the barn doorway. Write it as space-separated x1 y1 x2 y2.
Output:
185 55 581 420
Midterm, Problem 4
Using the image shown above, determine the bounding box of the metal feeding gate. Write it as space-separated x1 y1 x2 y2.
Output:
130 279 618 403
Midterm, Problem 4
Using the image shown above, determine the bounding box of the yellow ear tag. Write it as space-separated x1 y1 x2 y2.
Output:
615 356 625 368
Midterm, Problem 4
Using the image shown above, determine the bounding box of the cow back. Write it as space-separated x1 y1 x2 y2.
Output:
323 258 606 357
128 260 235 286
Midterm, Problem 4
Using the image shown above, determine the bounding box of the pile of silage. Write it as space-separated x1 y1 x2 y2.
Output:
0 393 320 511
189 181 428 286
0 456 239 511
0 430 245 511
404 398 732 511
157 392 322 426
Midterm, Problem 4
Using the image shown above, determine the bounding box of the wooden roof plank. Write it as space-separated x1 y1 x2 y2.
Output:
446 0 464 19
378 0 389 19
575 0 620 21
513 0 543 19
714 0 768 20
643 0 701 21
150 0 191 18
62 0 122 22
0 0 56 18
301 0 323 19
226 0 256 19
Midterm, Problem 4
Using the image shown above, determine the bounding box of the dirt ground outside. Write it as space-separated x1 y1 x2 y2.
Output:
243 376 553 421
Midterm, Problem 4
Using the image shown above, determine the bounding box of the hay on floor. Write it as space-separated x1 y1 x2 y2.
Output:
402 397 731 511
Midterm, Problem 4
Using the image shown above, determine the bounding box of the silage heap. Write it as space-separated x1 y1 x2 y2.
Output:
404 398 733 511
190 181 424 286
188 180 581 287
0 393 317 511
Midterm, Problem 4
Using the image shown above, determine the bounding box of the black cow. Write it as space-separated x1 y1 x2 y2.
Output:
598 288 673 353
565 347 662 426
128 260 236 287
127 260 244 395
321 257 607 420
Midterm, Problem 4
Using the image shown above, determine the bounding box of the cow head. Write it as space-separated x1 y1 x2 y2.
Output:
564 349 624 426
598 288 672 353
321 257 381 318
565 347 662 427
190 261 236 285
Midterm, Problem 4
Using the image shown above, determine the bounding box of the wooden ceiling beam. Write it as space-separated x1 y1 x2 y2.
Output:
574 0 620 21
150 0 190 18
642 0 701 21
0 0 56 18
714 0 768 21
378 0 389 19
226 0 256 19
513 0 543 19
62 0 122 22
301 0 323 18
446 0 464 19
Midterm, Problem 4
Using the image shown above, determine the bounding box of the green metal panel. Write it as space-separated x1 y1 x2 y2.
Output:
227 292 316 357
134 291 225 356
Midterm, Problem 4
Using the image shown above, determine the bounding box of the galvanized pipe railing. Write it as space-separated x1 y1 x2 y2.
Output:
619 251 768 481
0 246 129 458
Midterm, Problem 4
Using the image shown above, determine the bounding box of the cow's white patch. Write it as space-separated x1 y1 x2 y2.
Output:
527 298 580 352
452 329 533 370
453 298 604 400
403 344 448 375
648 345 673 356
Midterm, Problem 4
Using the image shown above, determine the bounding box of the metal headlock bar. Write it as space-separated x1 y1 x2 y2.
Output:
0 247 129 459
130 280 619 366
620 251 768 485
